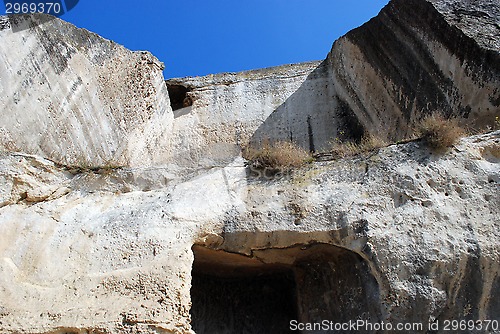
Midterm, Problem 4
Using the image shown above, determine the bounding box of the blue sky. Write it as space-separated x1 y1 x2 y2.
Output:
2 1 390 78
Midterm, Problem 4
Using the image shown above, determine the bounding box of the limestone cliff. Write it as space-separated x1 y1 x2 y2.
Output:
0 0 499 333
329 0 500 141
167 0 499 158
0 14 173 168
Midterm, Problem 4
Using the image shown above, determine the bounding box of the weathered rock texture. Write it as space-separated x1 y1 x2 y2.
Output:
0 131 499 333
0 0 499 333
166 0 499 157
0 14 173 168
329 0 500 141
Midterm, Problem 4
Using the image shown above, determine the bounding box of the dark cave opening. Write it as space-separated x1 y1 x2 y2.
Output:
166 84 192 111
190 244 382 334
190 246 298 334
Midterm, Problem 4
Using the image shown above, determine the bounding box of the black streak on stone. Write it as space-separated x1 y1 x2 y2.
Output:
307 115 315 153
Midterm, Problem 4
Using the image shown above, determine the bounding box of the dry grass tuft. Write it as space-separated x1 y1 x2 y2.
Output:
243 140 313 170
330 135 388 158
418 114 466 151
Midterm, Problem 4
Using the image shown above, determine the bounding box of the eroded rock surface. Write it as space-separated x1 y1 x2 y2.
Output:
0 131 498 333
0 0 499 333
167 0 499 157
330 0 500 141
0 14 173 168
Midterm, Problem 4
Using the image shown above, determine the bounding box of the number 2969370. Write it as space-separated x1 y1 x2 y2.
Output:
5 2 63 15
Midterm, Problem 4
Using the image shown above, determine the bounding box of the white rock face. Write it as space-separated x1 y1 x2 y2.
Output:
0 15 173 168
166 61 341 168
165 0 500 163
0 132 498 333
3 0 498 170
0 0 499 332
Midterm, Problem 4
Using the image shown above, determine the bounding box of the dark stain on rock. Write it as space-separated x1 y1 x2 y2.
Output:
336 98 366 142
35 27 76 75
331 0 500 138
307 115 315 153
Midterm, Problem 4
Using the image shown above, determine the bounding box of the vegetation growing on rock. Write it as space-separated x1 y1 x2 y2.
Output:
242 140 313 170
418 113 466 152
329 135 388 158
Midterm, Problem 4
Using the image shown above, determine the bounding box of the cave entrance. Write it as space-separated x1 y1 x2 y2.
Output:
166 84 192 112
190 243 381 334
190 246 298 334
